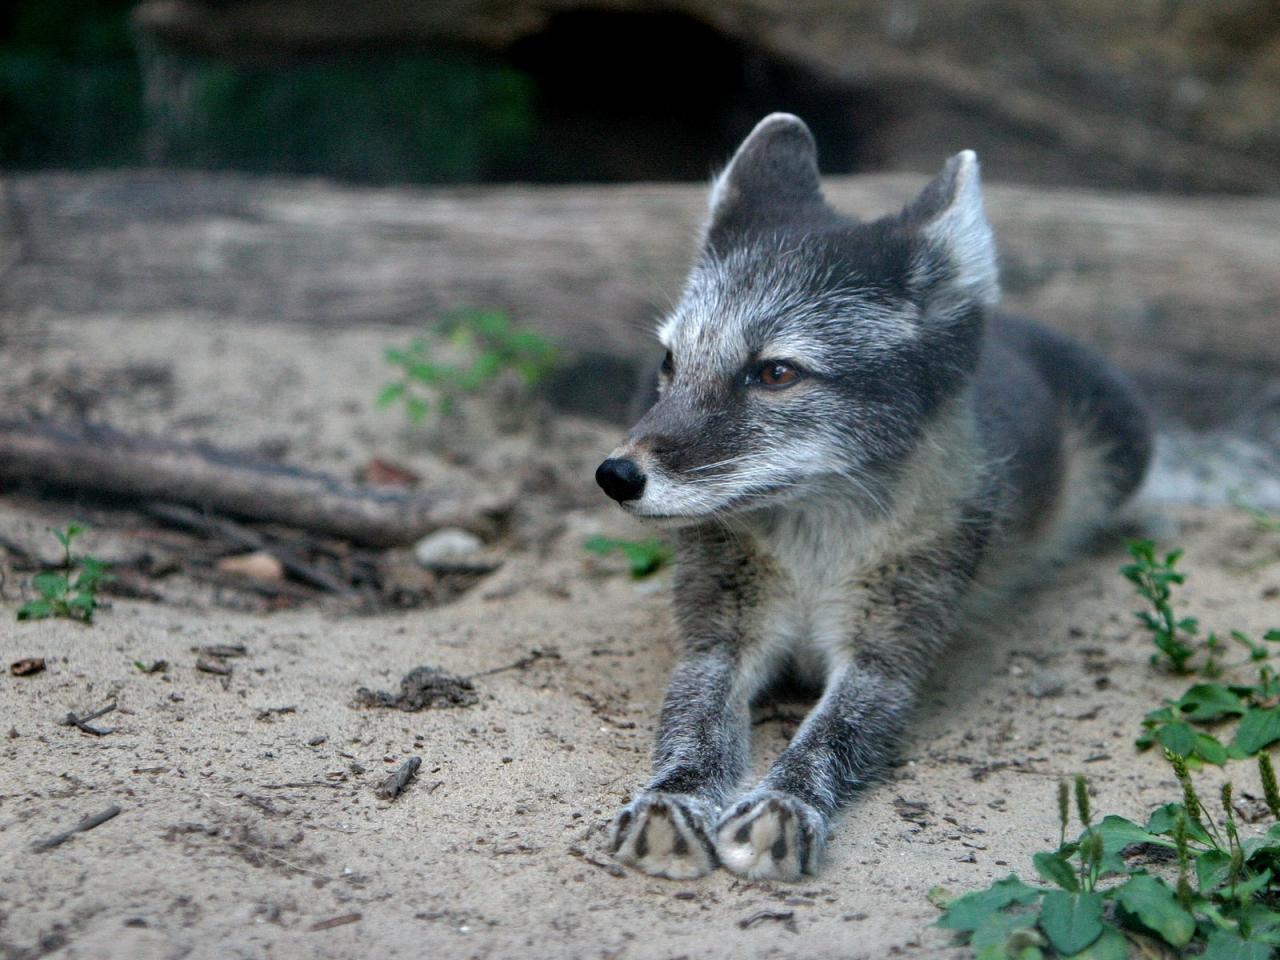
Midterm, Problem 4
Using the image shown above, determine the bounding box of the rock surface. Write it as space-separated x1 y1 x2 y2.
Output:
133 0 1280 192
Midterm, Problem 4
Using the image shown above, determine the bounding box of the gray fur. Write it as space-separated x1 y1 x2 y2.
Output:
601 113 1151 880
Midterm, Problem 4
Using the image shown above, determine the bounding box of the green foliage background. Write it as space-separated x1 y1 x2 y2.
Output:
0 0 535 181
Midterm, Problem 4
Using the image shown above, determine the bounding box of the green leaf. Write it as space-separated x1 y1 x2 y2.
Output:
16 599 54 620
1146 803 1214 844
74 557 110 593
583 535 617 557
32 571 69 600
1242 822 1280 862
935 874 1041 931
406 361 443 384
1032 851 1079 891
1112 873 1195 947
1195 732 1230 766
1231 630 1269 661
375 382 406 407
1232 902 1280 943
1197 848 1233 893
1227 742 1257 762
1067 926 1129 960
1202 928 1274 960
66 592 96 620
583 536 672 578
404 395 430 422
1088 815 1175 873
467 350 504 384
1156 720 1196 757
1038 890 1103 956
53 522 83 548
1236 707 1280 754
618 541 671 577
969 910 1039 952
1176 683 1248 721
1231 867 1271 901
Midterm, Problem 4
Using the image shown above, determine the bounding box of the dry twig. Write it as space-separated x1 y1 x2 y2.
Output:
32 804 122 852
59 702 117 736
376 757 422 801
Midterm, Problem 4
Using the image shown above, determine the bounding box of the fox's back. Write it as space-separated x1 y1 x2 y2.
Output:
972 311 1152 565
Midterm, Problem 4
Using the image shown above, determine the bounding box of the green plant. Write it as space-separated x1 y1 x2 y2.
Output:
938 539 1280 957
1122 540 1200 673
933 763 1280 958
377 310 557 421
1124 542 1280 766
1136 651 1280 766
16 523 111 623
583 536 672 579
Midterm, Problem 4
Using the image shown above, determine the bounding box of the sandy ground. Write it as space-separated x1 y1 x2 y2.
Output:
2 312 1280 960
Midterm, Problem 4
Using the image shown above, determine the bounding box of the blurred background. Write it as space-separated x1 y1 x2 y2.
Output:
3 0 1278 190
1 0 1278 500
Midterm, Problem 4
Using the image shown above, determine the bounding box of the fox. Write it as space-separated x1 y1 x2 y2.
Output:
593 113 1152 881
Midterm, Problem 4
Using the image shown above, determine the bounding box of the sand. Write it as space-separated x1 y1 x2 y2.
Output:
2 311 1279 960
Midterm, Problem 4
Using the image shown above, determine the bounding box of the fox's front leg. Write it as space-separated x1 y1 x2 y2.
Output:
611 649 752 879
714 661 914 880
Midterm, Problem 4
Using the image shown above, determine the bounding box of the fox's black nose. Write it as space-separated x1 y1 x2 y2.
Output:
595 458 646 503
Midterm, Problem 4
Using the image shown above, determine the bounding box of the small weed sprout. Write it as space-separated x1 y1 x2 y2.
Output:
1131 547 1280 767
582 536 672 579
16 524 111 624
378 309 557 421
1122 539 1198 672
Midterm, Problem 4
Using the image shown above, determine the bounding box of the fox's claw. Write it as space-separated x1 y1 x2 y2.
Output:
714 790 826 881
610 792 719 879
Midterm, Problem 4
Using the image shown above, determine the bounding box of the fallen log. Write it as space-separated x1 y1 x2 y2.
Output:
0 418 510 548
5 172 1278 386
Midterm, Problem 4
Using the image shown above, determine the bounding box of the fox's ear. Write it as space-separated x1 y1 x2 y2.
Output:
903 151 999 307
706 113 822 233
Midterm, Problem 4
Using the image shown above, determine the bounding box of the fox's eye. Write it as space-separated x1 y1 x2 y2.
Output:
660 349 674 377
756 360 801 389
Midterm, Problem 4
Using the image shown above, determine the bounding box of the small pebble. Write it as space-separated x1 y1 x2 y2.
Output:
1026 672 1066 698
414 528 484 567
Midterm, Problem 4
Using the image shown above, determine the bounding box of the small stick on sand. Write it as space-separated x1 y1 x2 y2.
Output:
59 702 117 736
32 804 122 852
308 913 362 932
738 909 798 933
376 757 422 800
467 647 562 679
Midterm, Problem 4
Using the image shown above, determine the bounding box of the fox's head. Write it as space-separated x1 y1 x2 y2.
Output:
596 113 999 523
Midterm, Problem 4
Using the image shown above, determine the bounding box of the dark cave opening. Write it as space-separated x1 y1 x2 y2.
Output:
501 9 887 182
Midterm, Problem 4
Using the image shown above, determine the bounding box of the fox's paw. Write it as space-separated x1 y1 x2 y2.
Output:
714 790 826 880
610 792 719 879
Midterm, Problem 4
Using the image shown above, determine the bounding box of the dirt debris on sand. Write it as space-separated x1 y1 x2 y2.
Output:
354 666 479 711
1 313 1279 959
